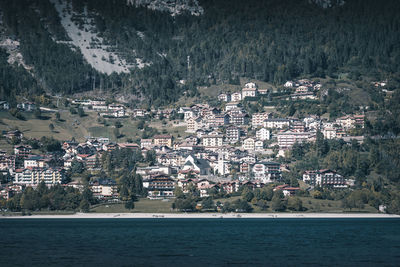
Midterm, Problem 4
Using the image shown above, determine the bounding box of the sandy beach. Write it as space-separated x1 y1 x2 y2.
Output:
2 212 399 219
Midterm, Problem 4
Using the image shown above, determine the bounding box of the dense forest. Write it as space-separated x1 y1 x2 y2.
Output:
0 0 399 106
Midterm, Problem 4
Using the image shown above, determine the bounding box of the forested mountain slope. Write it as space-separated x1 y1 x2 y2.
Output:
0 0 399 106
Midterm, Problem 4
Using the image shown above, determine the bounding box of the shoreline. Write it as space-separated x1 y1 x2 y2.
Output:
2 212 399 219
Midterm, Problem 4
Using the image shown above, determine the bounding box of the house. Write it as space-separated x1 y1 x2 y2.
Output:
354 114 365 128
230 113 249 126
323 127 337 139
85 154 99 169
99 109 126 118
258 89 269 95
186 116 203 133
201 132 223 148
303 116 321 130
184 109 197 122
291 92 317 100
14 145 32 158
183 155 211 176
118 143 140 150
252 113 270 128
0 101 9 110
17 102 36 112
75 144 97 155
336 115 356 130
263 118 290 129
153 135 173 148
240 154 256 164
62 140 79 152
136 166 171 177
5 130 23 140
24 155 47 168
0 155 16 171
218 93 231 102
141 139 153 149
273 184 300 197
90 179 118 199
225 102 239 111
242 138 255 151
226 125 241 144
72 99 92 106
90 100 106 106
213 114 230 126
240 162 250 173
295 86 309 93
63 158 73 169
14 167 64 186
157 108 174 119
256 128 270 141
231 92 242 102
242 82 257 98
178 106 191 114
290 121 306 132
64 181 85 190
92 105 108 112
103 143 118 151
252 162 281 183
196 179 212 197
277 131 316 149
255 140 264 151
221 181 240 194
132 109 147 117
284 81 294 88
108 104 125 111
303 169 347 188
145 174 175 199
0 185 22 199
177 170 200 180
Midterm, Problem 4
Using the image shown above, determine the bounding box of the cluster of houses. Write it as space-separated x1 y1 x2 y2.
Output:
178 82 364 155
0 79 362 202
71 99 127 118
284 79 321 100
0 100 35 111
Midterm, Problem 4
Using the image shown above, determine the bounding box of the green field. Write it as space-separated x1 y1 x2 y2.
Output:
214 195 378 213
90 198 174 213
0 109 191 143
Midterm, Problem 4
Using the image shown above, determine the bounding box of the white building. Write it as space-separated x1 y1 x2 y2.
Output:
263 118 290 129
255 140 264 152
242 82 257 98
216 153 230 176
323 128 337 139
284 81 294 88
336 115 356 130
202 132 223 148
277 131 316 149
184 109 197 122
252 113 270 128
231 92 242 102
218 93 231 102
242 138 255 151
303 169 347 188
225 102 239 112
256 128 270 141
252 161 281 183
186 117 203 133
14 168 63 186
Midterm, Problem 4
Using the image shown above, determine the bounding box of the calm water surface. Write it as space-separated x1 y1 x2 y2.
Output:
0 218 399 266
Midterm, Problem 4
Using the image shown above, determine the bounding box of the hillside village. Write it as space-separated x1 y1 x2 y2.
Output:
0 79 391 213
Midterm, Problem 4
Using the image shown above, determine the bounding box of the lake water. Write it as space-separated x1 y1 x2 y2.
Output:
1 218 399 266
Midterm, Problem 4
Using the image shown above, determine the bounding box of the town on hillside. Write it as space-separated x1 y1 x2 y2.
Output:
0 79 390 213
